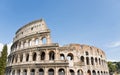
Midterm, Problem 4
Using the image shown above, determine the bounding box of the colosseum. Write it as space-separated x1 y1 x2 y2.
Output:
6 19 109 75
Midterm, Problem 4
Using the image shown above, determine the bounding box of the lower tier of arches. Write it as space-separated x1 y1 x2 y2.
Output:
6 67 109 75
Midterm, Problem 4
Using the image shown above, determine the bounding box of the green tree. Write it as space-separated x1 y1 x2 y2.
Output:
108 62 117 75
0 44 8 75
116 62 120 73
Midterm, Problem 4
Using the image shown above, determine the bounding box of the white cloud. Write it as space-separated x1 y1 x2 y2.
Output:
107 41 120 48
0 43 12 55
0 43 3 51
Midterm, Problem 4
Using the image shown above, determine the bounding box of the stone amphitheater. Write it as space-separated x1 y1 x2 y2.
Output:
6 19 109 75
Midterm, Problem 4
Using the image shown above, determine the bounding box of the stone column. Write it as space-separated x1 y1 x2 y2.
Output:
32 38 35 46
55 49 58 60
26 40 29 47
66 67 69 75
10 70 12 75
37 52 40 61
55 67 58 75
15 70 17 75
27 68 30 75
39 37 42 45
29 51 32 62
44 68 47 75
84 56 86 65
46 34 52 44
89 57 91 65
23 53 26 62
18 54 20 63
21 41 23 49
35 68 38 75
45 50 49 60
20 69 23 75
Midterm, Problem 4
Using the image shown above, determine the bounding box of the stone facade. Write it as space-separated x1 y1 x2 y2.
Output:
6 19 109 75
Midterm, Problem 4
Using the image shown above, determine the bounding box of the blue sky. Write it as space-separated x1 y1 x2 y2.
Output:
0 0 120 61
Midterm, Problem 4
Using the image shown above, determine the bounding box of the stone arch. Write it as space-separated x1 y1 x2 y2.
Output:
87 70 91 75
95 57 98 65
58 68 65 75
12 55 14 63
39 68 44 75
17 69 20 75
101 71 103 75
48 68 54 75
42 37 47 44
80 56 84 62
41 51 45 60
12 70 15 75
97 71 100 75
23 69 27 75
86 57 89 65
23 41 26 48
60 54 65 60
77 69 83 75
69 69 75 75
67 53 74 60
28 39 32 46
20 54 23 62
91 57 94 65
99 58 101 65
49 51 55 60
30 69 35 75
85 51 89 55
26 53 29 62
35 38 39 45
33 52 37 61
92 70 96 75
15 55 18 63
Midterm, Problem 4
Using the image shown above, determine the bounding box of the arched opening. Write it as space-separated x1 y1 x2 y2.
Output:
77 69 83 75
39 69 44 75
91 57 94 65
33 52 37 61
26 53 29 62
17 69 20 75
70 69 75 75
101 71 103 75
60 54 65 60
67 53 73 61
23 69 27 75
104 71 106 75
29 40 32 46
35 38 39 45
31 69 35 75
81 56 84 62
86 57 89 65
41 52 45 60
20 54 23 62
15 55 18 63
58 69 65 75
87 70 91 75
85 51 89 55
23 41 26 48
49 51 55 60
95 58 98 65
97 71 100 75
48 69 54 75
99 58 101 65
42 38 47 44
8 70 11 75
12 70 15 75
92 70 96 75
12 56 14 63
